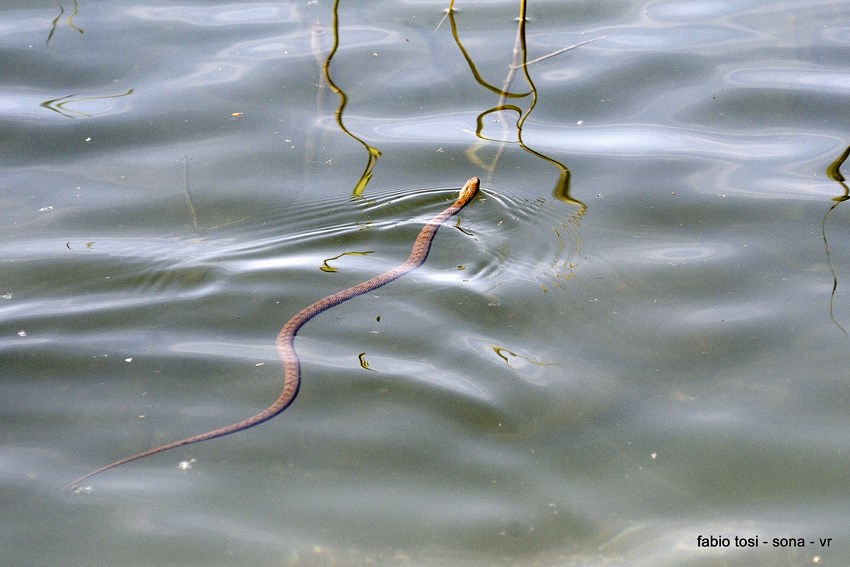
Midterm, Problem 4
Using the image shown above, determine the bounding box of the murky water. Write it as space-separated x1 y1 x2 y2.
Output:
3 1 850 565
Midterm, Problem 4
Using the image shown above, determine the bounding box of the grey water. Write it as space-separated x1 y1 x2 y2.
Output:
3 1 850 565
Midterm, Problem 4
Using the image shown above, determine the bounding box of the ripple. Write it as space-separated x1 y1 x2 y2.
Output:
683 302 770 325
646 0 763 22
128 4 298 26
528 122 837 163
727 67 850 94
629 241 736 265
605 25 753 49
465 184 584 295
371 111 477 144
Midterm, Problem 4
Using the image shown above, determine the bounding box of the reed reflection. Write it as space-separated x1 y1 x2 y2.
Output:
46 0 84 44
823 144 850 336
319 0 383 199
445 0 596 218
446 0 597 291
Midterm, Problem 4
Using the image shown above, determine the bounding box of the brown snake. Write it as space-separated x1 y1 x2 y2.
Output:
65 177 480 489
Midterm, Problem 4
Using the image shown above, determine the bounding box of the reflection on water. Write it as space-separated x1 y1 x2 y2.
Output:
45 1 84 44
447 0 586 213
823 144 850 337
40 88 134 118
447 0 584 297
321 0 382 198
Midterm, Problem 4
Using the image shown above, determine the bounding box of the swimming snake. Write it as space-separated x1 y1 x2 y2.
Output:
65 177 480 489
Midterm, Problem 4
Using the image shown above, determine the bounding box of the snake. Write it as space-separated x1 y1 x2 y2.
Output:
65 177 480 489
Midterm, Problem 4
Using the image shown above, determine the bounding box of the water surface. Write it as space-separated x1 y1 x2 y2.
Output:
3 1 850 565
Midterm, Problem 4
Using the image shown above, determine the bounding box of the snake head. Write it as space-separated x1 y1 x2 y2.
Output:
458 177 480 205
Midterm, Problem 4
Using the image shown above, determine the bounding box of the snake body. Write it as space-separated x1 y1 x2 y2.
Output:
65 177 479 489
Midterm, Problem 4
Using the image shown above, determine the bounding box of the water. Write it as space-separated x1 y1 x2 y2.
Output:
3 1 850 565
